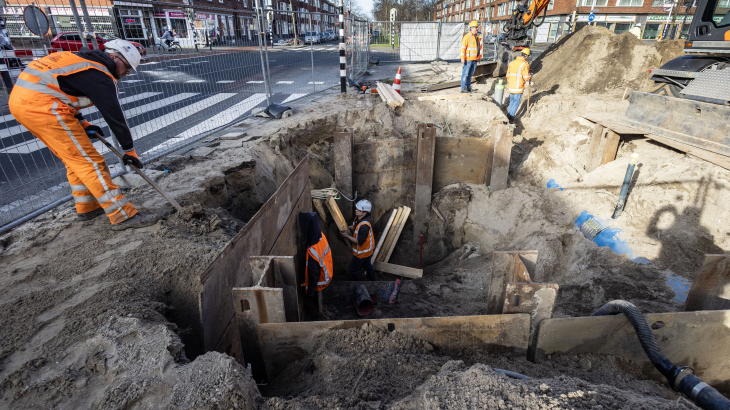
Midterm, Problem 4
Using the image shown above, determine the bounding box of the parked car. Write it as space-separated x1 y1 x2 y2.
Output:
304 31 321 44
323 31 335 41
51 32 147 56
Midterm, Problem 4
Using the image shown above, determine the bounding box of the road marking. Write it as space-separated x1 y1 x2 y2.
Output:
140 62 159 65
217 80 235 83
145 93 266 156
79 92 162 117
277 81 294 84
181 64 191 66
94 93 200 128
167 66 179 68
247 81 264 84
307 81 325 84
186 80 206 83
282 93 306 103
153 80 174 83
124 80 144 83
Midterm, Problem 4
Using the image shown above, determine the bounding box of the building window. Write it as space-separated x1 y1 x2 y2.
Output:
466 0 471 7
617 0 642 6
510 0 518 12
614 22 632 33
548 0 554 9
498 2 507 15
651 0 663 6
642 22 660 38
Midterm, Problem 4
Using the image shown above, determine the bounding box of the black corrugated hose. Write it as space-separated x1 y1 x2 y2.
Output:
592 300 730 410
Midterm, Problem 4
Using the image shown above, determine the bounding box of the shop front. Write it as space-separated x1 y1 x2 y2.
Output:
534 16 561 43
152 10 194 47
113 2 155 46
644 14 691 39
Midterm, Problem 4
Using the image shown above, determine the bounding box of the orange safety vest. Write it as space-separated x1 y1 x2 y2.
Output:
459 32 483 61
506 56 531 94
304 234 333 292
350 218 374 258
12 51 116 109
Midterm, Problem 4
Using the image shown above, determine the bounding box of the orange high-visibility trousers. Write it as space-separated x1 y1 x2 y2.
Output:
9 93 137 224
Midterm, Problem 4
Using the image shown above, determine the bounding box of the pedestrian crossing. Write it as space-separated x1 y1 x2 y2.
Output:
0 89 310 158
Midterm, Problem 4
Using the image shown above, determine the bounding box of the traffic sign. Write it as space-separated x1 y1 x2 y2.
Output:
588 13 595 22
23 5 49 36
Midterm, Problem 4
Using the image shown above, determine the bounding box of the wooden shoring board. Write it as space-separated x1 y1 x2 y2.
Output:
313 198 328 224
583 116 647 136
486 120 512 192
433 136 491 191
382 206 411 264
376 81 405 108
259 313 530 381
503 282 559 359
418 93 476 101
373 261 423 278
414 123 437 242
583 116 645 173
648 133 730 171
377 207 403 263
533 309 730 392
684 254 730 311
333 128 354 222
486 250 538 315
199 155 309 359
372 208 397 262
326 196 349 232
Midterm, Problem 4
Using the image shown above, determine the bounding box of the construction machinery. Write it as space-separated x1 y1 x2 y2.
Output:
493 0 552 75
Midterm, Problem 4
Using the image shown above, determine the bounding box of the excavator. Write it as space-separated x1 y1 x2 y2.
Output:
496 0 729 170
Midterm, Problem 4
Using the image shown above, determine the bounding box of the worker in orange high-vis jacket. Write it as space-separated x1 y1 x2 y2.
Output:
8 39 158 230
459 21 483 93
505 47 532 124
340 199 376 281
301 212 333 296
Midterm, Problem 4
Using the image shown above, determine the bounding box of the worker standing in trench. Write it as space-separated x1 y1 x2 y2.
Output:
340 200 376 281
506 48 532 124
301 212 333 297
9 40 159 230
460 21 483 94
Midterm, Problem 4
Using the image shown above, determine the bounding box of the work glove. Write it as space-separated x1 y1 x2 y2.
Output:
81 121 104 139
122 149 143 169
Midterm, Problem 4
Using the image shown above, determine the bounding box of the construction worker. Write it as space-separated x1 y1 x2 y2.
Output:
460 21 483 94
506 48 532 124
340 199 376 281
629 23 642 39
9 39 158 230
301 212 333 296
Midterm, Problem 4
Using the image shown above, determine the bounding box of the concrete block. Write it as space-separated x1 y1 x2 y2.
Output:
219 131 248 140
113 169 167 189
189 146 216 158
218 140 243 150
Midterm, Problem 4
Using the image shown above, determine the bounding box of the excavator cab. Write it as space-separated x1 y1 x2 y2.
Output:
684 0 730 54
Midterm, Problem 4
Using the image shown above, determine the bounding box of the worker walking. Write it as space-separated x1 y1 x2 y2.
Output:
460 21 483 94
506 48 532 124
9 40 158 230
340 200 376 281
301 212 333 297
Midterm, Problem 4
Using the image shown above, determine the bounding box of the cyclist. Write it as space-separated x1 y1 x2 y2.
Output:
161 25 175 47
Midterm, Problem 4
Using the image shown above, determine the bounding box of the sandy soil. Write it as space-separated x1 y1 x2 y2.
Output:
0 26 726 409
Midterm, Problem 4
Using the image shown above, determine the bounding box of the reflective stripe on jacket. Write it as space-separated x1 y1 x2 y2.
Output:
350 219 374 258
459 32 483 61
305 234 333 292
506 56 531 94
14 51 116 109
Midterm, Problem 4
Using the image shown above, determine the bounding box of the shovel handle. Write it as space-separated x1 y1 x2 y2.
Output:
93 132 183 212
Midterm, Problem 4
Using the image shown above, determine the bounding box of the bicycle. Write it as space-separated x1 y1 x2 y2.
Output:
155 40 182 54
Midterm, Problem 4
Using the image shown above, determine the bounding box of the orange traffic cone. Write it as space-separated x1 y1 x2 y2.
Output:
393 66 402 94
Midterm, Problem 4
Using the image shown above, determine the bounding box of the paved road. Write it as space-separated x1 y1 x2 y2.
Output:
0 43 342 215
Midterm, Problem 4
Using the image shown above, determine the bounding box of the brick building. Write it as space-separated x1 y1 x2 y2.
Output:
433 0 698 44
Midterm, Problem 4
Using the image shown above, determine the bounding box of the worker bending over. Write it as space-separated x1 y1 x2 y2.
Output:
301 212 333 297
9 40 158 230
459 21 483 94
506 48 532 124
340 200 376 281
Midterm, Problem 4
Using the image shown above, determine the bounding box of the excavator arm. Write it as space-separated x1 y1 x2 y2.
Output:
501 0 553 49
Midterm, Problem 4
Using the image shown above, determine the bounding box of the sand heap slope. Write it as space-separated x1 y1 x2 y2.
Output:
532 26 684 94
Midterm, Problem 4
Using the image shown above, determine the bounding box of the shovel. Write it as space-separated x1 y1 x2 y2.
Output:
91 132 182 212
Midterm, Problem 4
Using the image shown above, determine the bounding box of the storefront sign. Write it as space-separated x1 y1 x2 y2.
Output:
543 16 561 22
2 7 24 14
647 14 673 20
49 7 109 16
606 15 635 21
168 11 186 18
113 1 153 7
125 18 137 23
195 13 214 20
153 12 166 17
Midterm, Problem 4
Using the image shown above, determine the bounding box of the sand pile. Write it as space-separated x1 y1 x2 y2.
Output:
532 26 684 95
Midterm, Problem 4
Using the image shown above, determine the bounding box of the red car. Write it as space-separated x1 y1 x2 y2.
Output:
51 32 146 56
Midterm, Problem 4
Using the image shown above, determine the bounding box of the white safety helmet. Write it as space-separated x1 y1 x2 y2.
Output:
104 39 141 73
355 199 372 212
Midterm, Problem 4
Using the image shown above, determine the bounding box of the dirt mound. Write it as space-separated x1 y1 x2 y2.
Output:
532 26 683 95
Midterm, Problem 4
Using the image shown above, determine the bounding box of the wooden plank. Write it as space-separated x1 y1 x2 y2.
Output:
373 261 423 278
376 207 403 263
414 123 437 242
199 156 309 357
433 136 491 191
418 93 476 101
586 123 606 173
486 120 512 192
376 81 404 108
273 256 302 322
259 314 530 381
334 128 354 222
382 207 411 264
648 133 730 171
684 254 730 312
326 196 349 232
533 310 730 392
313 198 328 224
372 209 397 262
486 250 538 315
582 116 647 136
598 129 621 167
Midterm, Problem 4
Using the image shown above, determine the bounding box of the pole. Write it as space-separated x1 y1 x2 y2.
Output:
289 0 298 42
339 0 346 93
78 0 99 50
570 11 577 33
660 1 675 41
435 21 442 61
254 0 272 105
67 0 88 49
29 4 49 54
612 153 638 219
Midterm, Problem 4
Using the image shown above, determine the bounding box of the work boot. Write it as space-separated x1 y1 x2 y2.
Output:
460 88 469 93
507 115 515 124
111 213 159 231
468 88 477 93
77 207 105 222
